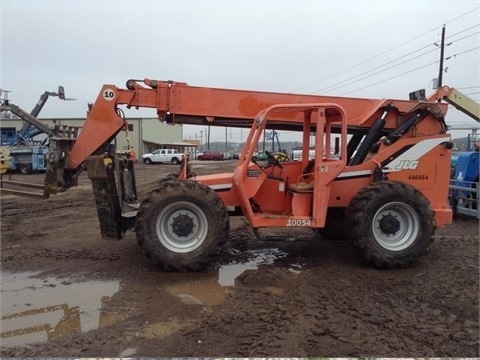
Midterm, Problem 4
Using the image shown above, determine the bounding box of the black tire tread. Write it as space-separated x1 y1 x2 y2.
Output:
135 180 229 271
346 180 435 268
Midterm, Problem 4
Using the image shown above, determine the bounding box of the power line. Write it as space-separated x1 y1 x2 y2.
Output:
294 28 439 93
451 46 480 57
446 31 480 49
339 61 439 96
326 41 478 96
444 7 480 26
317 33 479 94
317 29 480 94
340 46 479 96
446 23 480 39
314 45 439 94
296 7 479 94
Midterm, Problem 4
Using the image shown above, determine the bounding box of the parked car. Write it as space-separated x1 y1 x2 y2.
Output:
197 150 223 161
223 152 233 160
142 149 183 165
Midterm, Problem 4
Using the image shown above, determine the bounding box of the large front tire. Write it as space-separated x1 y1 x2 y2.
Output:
346 181 434 268
135 180 229 271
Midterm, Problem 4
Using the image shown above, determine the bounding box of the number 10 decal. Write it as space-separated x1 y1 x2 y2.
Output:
103 89 116 101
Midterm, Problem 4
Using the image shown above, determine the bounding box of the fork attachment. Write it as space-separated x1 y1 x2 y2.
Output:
86 155 139 240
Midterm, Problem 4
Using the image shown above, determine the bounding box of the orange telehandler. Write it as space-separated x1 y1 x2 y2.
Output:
2 79 457 270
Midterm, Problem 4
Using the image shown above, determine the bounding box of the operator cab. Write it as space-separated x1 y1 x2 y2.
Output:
230 103 347 228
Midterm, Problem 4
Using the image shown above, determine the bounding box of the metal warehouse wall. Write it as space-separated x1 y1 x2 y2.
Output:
139 118 184 154
0 117 184 158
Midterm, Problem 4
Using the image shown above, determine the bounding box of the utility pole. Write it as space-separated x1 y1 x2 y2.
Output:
200 130 203 151
437 25 446 88
207 126 210 150
225 127 228 152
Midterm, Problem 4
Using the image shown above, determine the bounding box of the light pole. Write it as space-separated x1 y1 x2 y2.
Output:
200 130 203 151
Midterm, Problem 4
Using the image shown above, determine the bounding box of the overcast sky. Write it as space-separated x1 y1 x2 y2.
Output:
1 0 479 143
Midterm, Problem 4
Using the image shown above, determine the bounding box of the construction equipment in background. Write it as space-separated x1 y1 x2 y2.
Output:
450 147 479 218
449 126 479 176
265 130 290 162
0 146 10 174
0 78 462 270
429 86 480 219
0 87 73 174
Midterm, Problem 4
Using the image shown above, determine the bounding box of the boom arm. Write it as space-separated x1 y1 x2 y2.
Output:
39 77 453 201
17 86 70 144
428 86 480 123
70 78 450 171
2 104 53 137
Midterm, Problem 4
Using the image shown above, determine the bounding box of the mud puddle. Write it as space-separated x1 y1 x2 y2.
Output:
0 271 120 348
166 248 292 305
218 248 290 286
1 248 293 349
135 248 298 357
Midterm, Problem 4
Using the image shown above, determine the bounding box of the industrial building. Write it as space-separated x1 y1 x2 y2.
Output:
0 117 200 160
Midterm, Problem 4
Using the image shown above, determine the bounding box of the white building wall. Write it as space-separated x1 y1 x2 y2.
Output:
140 118 183 153
0 117 184 158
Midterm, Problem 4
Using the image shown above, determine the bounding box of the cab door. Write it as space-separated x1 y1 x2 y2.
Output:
158 149 169 162
151 149 165 163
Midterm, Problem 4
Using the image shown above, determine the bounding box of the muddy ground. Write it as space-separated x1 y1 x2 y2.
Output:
0 161 478 358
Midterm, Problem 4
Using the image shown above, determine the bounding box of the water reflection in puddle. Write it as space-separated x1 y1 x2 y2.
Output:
1 247 293 348
166 248 290 305
218 248 288 286
0 272 120 348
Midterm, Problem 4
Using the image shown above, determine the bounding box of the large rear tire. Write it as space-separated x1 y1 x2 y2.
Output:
135 180 229 271
346 181 434 268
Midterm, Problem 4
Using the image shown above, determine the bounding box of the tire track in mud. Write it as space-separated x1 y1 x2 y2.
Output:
1 163 478 357
173 234 478 357
177 215 480 357
1 187 98 244
225 273 412 356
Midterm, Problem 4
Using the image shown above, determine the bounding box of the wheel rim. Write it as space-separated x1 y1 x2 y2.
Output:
371 202 419 251
155 201 208 253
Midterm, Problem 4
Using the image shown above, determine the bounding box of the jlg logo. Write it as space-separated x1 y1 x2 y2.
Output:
395 159 419 170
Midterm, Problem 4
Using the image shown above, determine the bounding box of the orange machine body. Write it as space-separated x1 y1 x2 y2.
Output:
67 79 452 229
